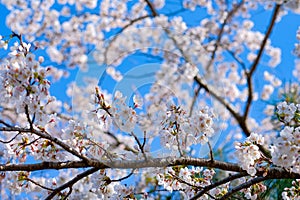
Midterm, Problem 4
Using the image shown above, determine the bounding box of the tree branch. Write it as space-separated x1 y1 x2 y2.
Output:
26 178 55 192
0 161 89 171
111 169 135 182
0 132 20 143
144 0 158 17
243 4 281 123
218 176 268 200
0 119 13 127
194 76 245 131
0 157 299 181
130 131 147 160
190 172 248 200
45 167 99 200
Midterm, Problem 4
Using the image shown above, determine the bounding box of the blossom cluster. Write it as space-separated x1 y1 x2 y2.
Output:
156 167 223 199
282 179 300 200
110 91 137 133
235 101 300 178
0 40 67 127
271 126 300 174
276 101 299 123
235 132 265 176
240 179 267 200
0 35 8 50
159 105 215 153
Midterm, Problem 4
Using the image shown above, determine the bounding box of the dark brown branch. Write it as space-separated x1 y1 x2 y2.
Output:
237 4 281 158
0 132 20 143
194 76 245 130
243 4 281 124
218 176 268 200
111 169 135 182
170 171 202 189
26 178 55 192
45 167 99 200
24 105 33 130
0 119 12 127
131 131 147 160
190 172 248 200
144 0 159 17
65 187 73 199
207 142 214 163
0 161 89 171
225 48 247 70
0 157 299 180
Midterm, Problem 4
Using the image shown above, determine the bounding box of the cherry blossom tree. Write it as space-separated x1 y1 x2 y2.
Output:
0 0 299 199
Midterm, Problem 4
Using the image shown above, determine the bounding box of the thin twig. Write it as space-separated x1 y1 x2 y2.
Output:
207 142 214 163
176 134 184 157
99 15 151 85
24 105 33 130
87 139 115 162
169 171 202 189
142 131 147 150
0 132 20 143
225 49 247 71
26 178 55 192
131 131 147 160
65 187 73 199
103 131 139 154
0 119 12 127
22 137 41 147
111 169 135 182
